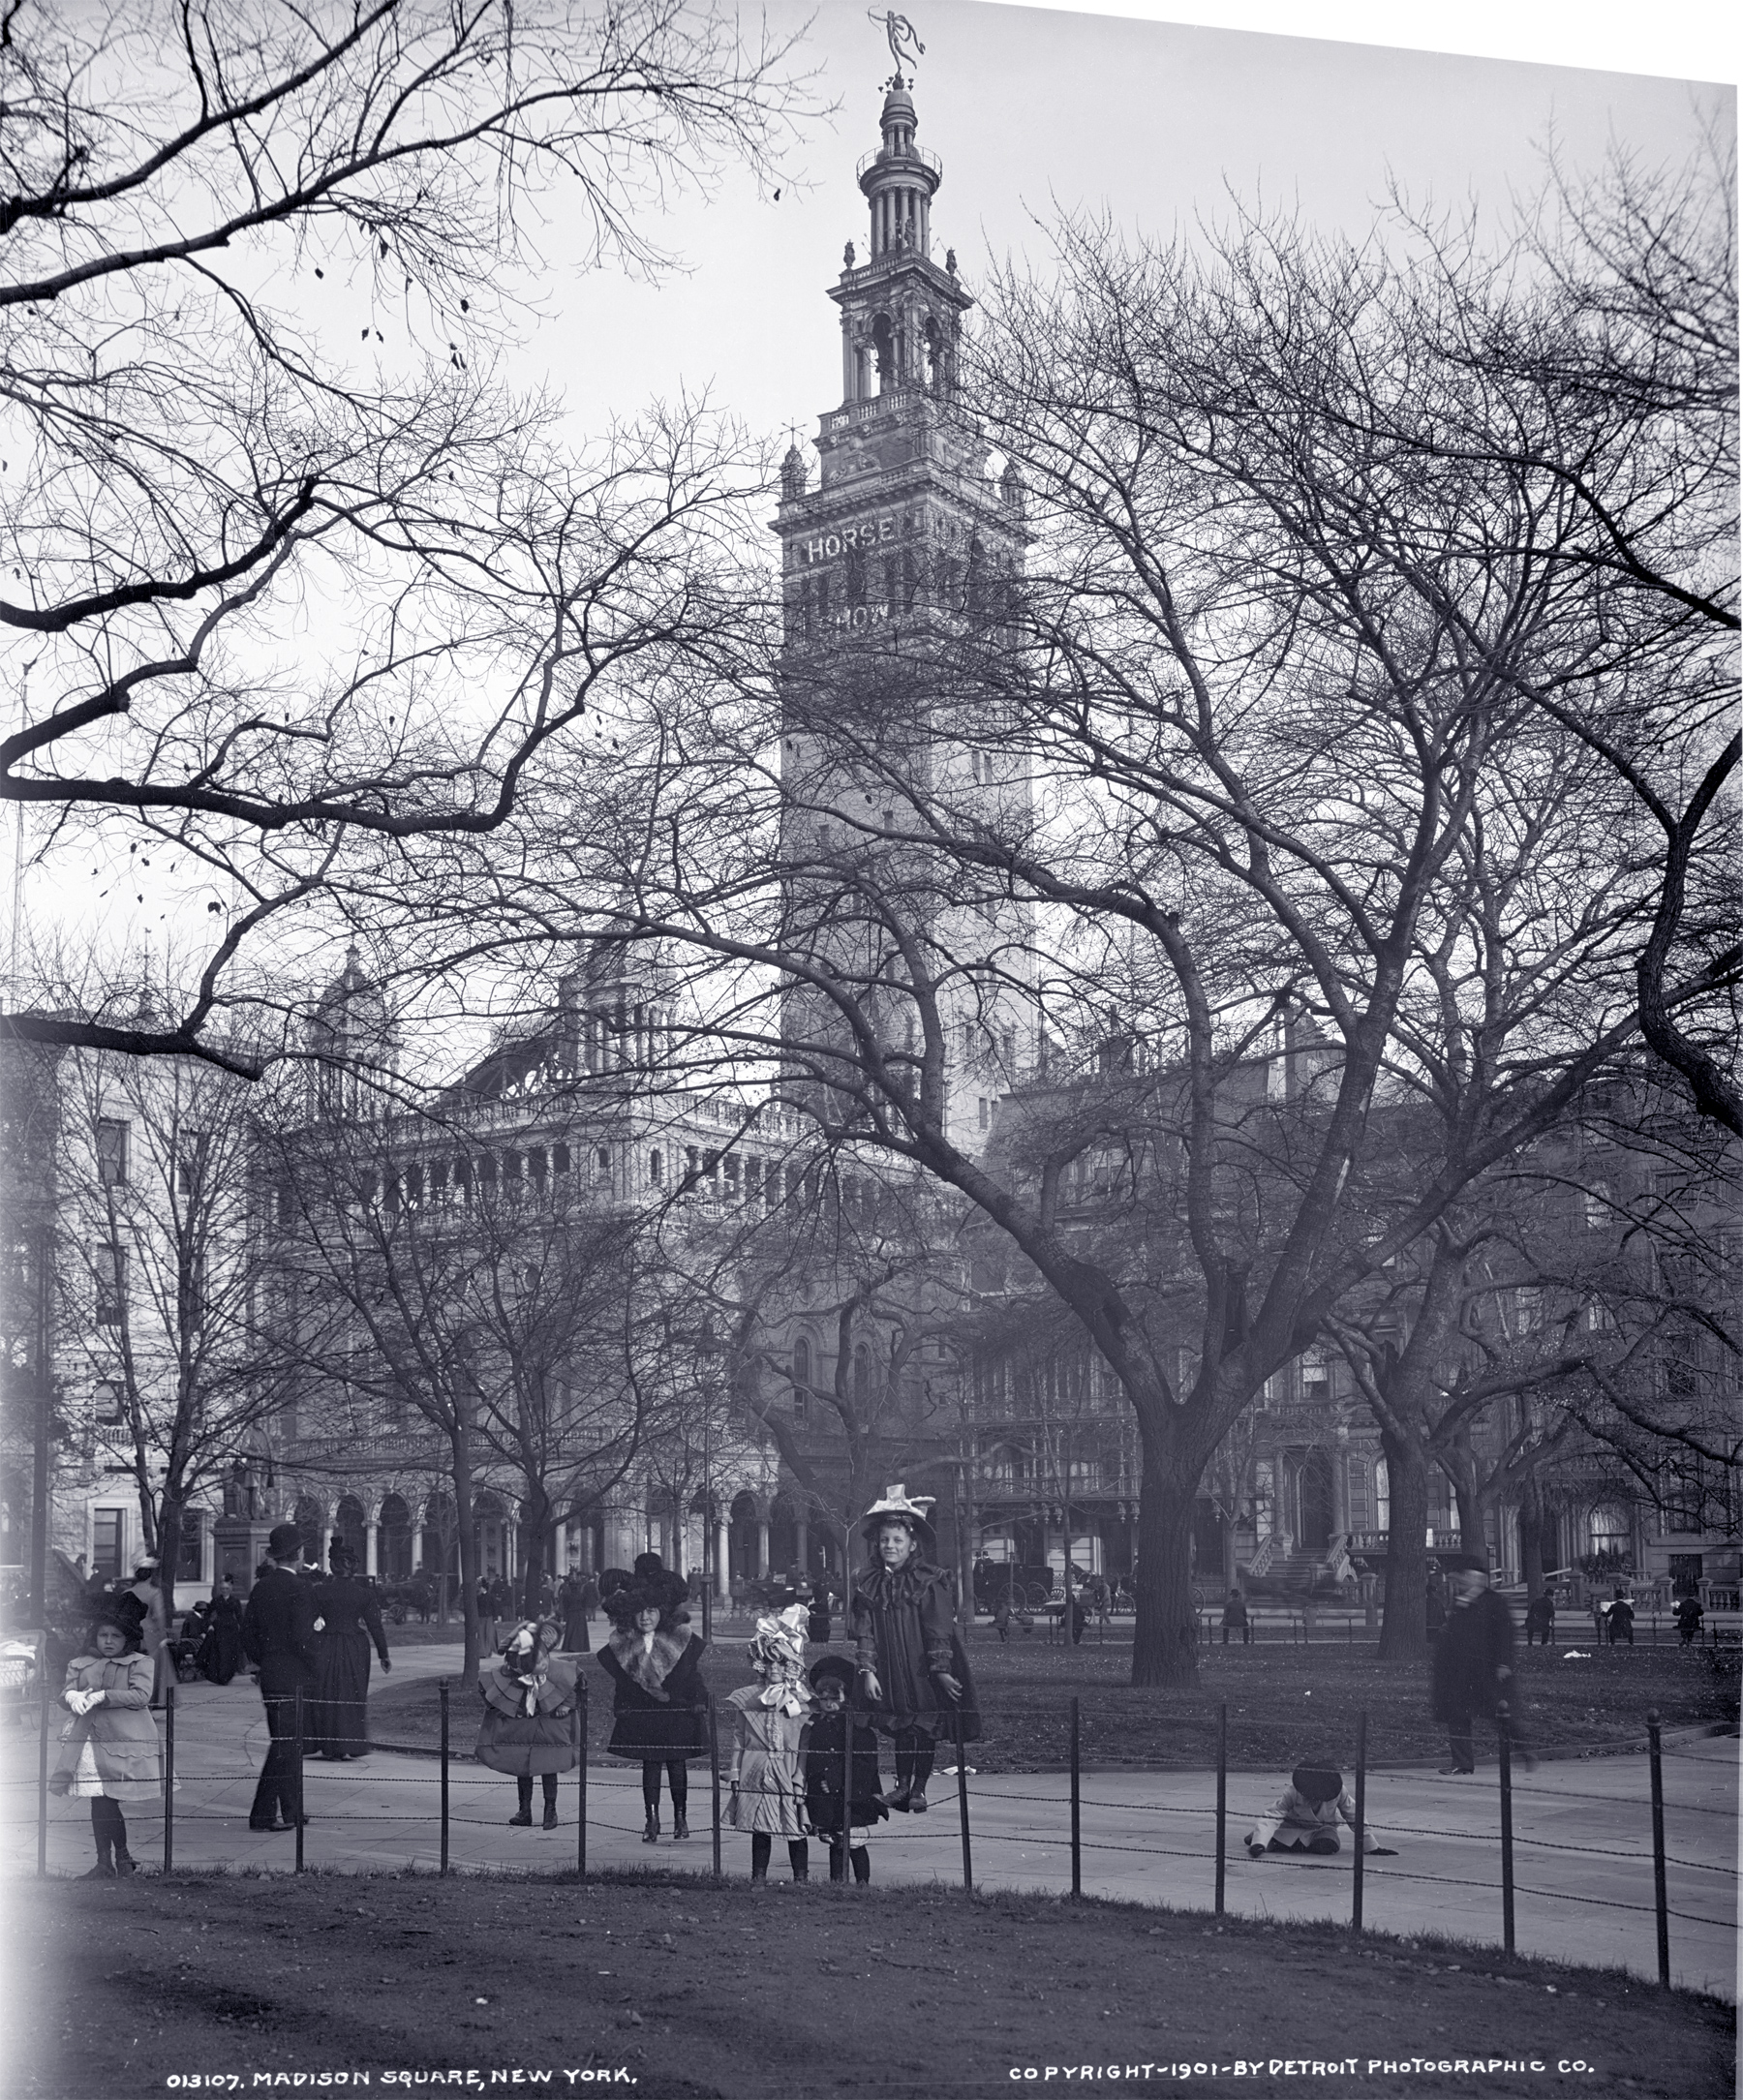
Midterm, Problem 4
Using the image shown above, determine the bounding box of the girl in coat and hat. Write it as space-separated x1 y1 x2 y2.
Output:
722 1604 813 1881
597 1580 710 1843
476 1621 580 1828
848 1484 981 1813
801 1655 888 1883
49 1609 170 1877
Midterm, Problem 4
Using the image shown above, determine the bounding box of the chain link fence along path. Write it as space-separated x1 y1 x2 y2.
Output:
4 1648 1732 2000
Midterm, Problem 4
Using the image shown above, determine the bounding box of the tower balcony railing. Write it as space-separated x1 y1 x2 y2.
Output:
856 145 943 183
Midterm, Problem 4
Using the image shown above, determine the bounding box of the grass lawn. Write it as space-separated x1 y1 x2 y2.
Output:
11 1869 1730 2100
370 1625 1739 1773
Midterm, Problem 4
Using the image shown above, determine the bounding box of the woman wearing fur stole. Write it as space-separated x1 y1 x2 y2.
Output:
597 1581 710 1842
476 1621 580 1829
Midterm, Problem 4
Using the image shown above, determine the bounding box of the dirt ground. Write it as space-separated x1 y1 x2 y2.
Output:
8 1870 1730 2100
370 1628 1739 1772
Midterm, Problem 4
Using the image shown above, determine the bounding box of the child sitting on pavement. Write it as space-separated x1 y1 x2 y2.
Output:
1245 1762 1396 1859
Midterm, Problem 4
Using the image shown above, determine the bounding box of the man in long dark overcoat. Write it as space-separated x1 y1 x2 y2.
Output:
242 1523 319 1831
1430 1565 1529 1775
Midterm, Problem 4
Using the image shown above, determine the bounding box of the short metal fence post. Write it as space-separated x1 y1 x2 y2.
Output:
293 1686 306 1872
163 1684 175 1875
36 1631 50 1878
1497 1701 1514 1955
1069 1697 1082 1899
1214 1702 1227 1917
709 1706 722 1884
1647 1709 1669 1986
439 1679 450 1877
954 1702 973 1893
1351 1708 1367 1934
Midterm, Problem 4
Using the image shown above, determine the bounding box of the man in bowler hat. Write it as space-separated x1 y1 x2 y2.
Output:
241 1522 319 1831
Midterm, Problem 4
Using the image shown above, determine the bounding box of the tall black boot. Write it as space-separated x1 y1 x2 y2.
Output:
788 1839 810 1882
541 1774 559 1831
510 1776 534 1827
851 1845 871 1884
906 1744 935 1813
669 1762 689 1840
750 1834 772 1881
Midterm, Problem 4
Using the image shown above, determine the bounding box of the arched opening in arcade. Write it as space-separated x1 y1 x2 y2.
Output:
378 1494 413 1580
333 1495 367 1568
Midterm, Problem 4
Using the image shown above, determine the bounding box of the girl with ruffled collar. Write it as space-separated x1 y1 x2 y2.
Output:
597 1581 710 1843
475 1620 580 1829
721 1604 813 1881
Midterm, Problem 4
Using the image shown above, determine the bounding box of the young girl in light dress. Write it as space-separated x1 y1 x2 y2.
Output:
49 1611 169 1877
722 1605 812 1882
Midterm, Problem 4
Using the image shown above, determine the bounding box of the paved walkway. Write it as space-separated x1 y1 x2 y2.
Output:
6 1647 1733 2000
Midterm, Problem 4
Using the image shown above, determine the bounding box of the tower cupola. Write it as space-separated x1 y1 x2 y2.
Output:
858 77 941 259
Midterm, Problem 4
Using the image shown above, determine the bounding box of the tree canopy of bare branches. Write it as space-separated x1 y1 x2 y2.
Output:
1 0 817 1069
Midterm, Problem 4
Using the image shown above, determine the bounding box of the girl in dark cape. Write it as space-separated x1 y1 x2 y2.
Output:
308 1543 390 1757
597 1580 709 1841
847 1484 980 1814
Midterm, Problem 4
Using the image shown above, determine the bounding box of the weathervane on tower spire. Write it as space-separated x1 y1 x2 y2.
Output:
869 10 925 87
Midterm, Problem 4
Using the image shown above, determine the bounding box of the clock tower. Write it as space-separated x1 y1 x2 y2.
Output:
774 70 1032 1153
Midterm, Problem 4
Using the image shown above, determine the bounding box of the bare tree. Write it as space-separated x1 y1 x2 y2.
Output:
1 0 818 1069
1392 129 1740 1132
51 1042 290 1636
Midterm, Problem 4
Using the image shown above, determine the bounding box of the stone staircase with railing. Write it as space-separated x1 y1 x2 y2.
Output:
1239 1536 1353 1598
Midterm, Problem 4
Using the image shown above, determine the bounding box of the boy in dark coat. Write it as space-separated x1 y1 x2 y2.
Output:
801 1656 888 1882
1430 1565 1530 1775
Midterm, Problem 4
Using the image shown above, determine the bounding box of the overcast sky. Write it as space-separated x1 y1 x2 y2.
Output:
518 0 1733 457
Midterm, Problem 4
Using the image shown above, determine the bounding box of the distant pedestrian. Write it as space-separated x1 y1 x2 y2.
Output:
1605 1592 1635 1647
557 1567 593 1652
1523 1594 1555 1647
49 1610 168 1877
477 1621 579 1829
307 1542 390 1758
1675 1595 1704 1646
196 1579 246 1685
1244 1762 1395 1859
117 1562 171 1707
1431 1565 1530 1776
1221 1590 1251 1647
240 1523 318 1832
476 1578 499 1652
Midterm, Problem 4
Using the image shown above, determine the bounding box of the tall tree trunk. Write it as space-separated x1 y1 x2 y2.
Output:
1376 1427 1431 1663
1518 1472 1546 1601
520 1478 553 1619
449 1429 481 1681
1131 1412 1201 1686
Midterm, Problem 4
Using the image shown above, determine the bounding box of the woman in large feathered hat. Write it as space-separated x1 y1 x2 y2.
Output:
848 1484 981 1813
